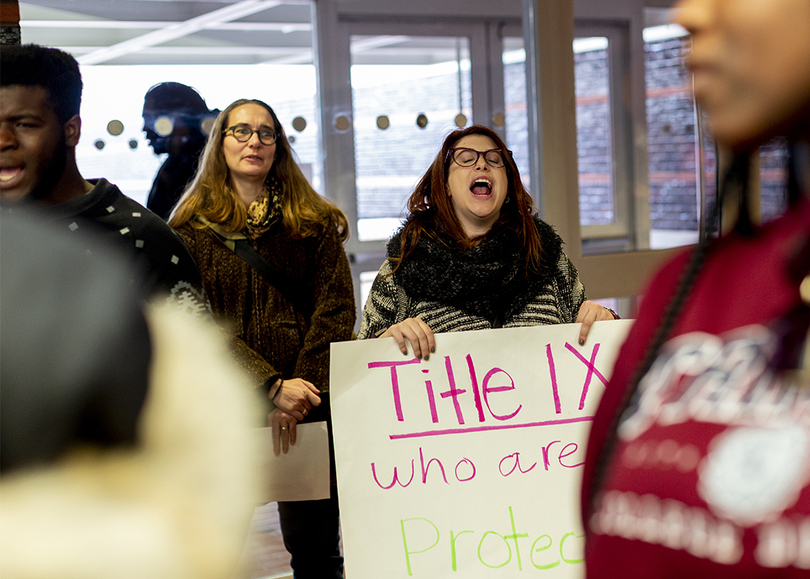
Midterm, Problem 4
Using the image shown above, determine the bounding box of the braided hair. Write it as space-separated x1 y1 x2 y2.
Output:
585 148 765 524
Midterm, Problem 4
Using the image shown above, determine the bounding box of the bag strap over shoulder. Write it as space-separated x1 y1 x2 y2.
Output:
196 215 313 319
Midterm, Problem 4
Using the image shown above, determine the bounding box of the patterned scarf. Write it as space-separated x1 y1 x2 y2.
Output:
387 214 563 324
245 179 282 240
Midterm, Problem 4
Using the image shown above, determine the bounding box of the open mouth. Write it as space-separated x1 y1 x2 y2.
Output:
0 166 23 189
470 177 492 196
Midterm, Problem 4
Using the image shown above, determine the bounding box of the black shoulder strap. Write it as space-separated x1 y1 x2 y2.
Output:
197 216 313 319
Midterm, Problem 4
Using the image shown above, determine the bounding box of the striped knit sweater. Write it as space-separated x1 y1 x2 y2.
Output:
357 216 586 338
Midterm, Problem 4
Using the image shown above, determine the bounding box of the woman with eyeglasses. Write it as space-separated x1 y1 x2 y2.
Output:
580 0 810 576
169 98 354 579
357 125 616 353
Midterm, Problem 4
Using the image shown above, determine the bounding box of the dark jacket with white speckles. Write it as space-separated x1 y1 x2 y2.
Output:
37 178 208 314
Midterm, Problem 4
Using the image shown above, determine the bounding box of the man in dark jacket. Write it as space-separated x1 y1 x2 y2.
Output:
0 44 207 313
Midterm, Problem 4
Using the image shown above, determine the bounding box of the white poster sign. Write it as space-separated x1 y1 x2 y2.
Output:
331 320 633 578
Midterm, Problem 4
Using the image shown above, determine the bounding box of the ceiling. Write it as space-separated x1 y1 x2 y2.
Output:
18 0 483 66
18 1 680 67
19 0 317 65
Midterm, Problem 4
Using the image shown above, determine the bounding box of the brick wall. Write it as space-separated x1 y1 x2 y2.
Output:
645 38 700 230
575 47 614 226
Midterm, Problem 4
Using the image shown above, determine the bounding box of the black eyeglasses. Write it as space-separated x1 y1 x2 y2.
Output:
446 147 506 169
222 124 278 146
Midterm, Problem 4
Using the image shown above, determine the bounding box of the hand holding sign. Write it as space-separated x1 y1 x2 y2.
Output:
379 317 436 360
575 301 617 345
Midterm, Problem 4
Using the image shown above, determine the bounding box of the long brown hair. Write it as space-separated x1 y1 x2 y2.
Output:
392 125 543 273
169 98 348 241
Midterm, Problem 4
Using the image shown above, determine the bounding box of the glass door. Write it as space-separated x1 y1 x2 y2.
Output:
351 34 473 243
326 20 524 314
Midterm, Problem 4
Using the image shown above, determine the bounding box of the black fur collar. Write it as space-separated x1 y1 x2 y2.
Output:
387 215 563 325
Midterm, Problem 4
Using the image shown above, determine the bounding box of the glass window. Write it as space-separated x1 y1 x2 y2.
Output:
644 24 702 250
503 36 531 192
760 137 790 222
503 33 620 231
21 1 321 211
574 37 614 227
643 23 786 242
350 35 473 242
573 26 635 254
76 65 319 207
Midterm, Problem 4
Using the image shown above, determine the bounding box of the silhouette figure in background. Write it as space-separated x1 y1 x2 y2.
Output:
142 82 216 219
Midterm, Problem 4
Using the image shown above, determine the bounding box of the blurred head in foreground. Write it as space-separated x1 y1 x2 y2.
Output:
581 0 810 576
0 209 261 579
676 0 810 152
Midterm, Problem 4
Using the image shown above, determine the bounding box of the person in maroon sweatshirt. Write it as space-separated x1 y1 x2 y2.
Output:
581 0 810 577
